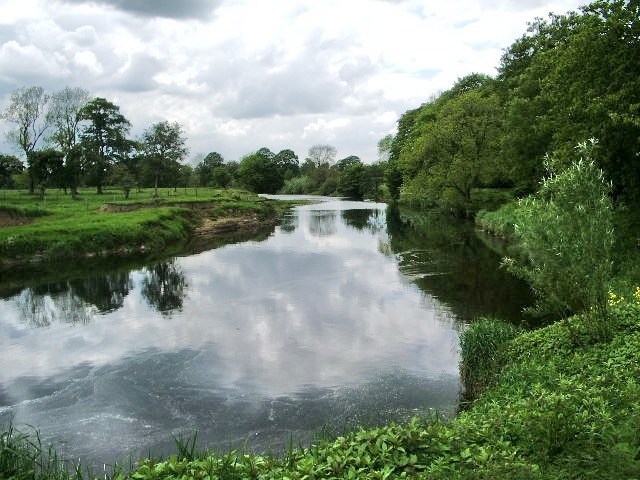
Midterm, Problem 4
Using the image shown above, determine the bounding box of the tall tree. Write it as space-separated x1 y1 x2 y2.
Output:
307 144 337 167
47 86 91 198
47 87 90 153
140 120 188 196
79 97 132 194
396 75 504 212
1 86 50 192
1 86 50 157
498 0 640 201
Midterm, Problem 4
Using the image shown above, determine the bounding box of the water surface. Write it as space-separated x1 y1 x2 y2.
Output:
0 198 529 469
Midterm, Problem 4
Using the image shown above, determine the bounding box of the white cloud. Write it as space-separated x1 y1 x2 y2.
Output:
0 0 584 162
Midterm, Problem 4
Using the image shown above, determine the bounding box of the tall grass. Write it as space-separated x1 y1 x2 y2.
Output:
0 421 77 480
459 317 521 402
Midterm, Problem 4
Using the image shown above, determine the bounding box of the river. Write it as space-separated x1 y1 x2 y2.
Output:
0 197 531 471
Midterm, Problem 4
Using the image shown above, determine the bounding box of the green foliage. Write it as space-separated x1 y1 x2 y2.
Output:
236 148 284 193
139 121 188 196
0 154 24 188
389 0 640 210
459 317 521 401
0 420 72 480
279 175 315 194
395 75 507 214
503 140 615 322
79 97 132 194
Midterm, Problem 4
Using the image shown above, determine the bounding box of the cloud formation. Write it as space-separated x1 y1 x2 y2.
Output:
59 0 221 19
0 0 583 162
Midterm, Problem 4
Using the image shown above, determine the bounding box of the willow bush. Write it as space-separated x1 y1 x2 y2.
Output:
503 140 614 336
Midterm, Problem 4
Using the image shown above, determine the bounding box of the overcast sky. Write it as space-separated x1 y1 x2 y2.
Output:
0 0 583 164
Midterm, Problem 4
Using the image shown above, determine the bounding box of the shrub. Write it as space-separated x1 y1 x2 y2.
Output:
503 139 614 325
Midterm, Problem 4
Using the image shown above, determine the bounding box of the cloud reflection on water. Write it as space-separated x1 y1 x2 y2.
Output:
0 200 461 465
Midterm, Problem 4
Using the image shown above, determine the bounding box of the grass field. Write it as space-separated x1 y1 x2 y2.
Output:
0 187 284 264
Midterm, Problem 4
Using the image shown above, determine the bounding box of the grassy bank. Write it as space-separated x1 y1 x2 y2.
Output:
3 294 639 479
0 187 289 266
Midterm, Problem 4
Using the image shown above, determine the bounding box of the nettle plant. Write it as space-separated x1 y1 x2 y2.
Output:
504 139 614 324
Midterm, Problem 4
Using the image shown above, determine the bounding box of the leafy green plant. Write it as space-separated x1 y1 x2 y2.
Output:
503 140 614 330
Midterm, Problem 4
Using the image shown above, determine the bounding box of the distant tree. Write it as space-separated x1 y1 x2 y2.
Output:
27 148 64 198
0 154 24 188
195 151 224 186
2 86 50 157
212 166 232 189
334 155 361 172
109 162 136 199
274 149 299 180
79 97 132 194
307 144 337 167
140 121 188 196
1 86 50 192
47 87 90 153
377 134 393 162
237 149 283 193
47 87 90 198
339 161 365 199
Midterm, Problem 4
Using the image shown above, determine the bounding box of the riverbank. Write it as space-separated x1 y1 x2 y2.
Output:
0 188 297 268
3 292 638 479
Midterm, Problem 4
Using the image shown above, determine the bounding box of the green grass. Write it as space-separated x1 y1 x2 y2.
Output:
0 187 284 263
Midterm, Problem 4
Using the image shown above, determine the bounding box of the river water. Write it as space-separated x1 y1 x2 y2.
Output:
0 197 530 470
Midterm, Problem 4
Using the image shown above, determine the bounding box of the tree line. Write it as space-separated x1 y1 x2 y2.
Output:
0 88 387 200
385 0 639 213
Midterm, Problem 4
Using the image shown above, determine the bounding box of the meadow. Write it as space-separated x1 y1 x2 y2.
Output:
0 187 284 264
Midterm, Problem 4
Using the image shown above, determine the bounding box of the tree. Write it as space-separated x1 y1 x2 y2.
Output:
334 155 361 172
236 149 283 193
1 86 50 192
274 149 299 180
47 86 91 198
0 154 24 188
396 76 504 212
140 121 188 196
307 144 337 167
212 167 232 189
423 88 504 212
195 151 224 186
109 162 136 199
339 161 365 199
27 148 64 198
377 134 393 162
47 87 90 153
2 86 50 157
503 140 614 326
498 1 640 201
79 97 132 194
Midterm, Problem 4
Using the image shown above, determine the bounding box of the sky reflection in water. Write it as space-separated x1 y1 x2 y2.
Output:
0 200 463 467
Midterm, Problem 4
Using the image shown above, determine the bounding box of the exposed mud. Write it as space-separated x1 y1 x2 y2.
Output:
0 210 32 227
